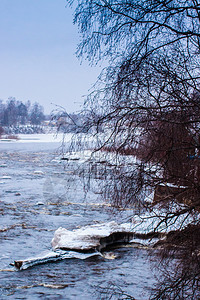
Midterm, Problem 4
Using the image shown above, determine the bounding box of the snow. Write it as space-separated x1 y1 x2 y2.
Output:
6 132 198 270
144 192 154 203
51 221 133 251
159 182 187 189
13 212 199 270
131 206 198 234
0 133 69 143
14 250 100 270
0 176 12 180
52 207 198 253
33 170 44 175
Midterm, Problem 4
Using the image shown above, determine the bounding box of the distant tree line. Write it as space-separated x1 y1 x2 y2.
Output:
0 97 45 126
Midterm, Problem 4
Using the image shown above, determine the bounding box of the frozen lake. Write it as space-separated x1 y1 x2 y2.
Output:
0 134 156 299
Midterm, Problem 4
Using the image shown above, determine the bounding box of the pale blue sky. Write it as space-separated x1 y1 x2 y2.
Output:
0 0 100 114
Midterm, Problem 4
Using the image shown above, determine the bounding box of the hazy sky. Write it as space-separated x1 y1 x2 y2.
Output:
0 0 101 114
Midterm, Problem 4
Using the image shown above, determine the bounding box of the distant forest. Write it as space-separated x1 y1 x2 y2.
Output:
0 97 46 126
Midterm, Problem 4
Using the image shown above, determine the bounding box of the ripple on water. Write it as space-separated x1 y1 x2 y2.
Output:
0 146 156 300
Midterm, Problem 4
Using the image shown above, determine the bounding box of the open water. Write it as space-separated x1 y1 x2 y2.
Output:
0 134 156 299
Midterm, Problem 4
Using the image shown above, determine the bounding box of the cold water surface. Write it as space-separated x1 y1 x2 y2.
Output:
0 136 156 299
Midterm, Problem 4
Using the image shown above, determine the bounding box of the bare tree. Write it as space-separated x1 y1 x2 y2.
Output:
66 0 200 297
66 0 200 204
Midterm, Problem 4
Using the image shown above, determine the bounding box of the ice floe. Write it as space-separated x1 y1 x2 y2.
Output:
0 164 7 168
33 170 45 175
51 221 134 251
0 176 11 180
14 250 100 270
13 207 199 270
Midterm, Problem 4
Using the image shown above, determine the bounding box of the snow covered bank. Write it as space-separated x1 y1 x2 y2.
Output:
0 133 67 143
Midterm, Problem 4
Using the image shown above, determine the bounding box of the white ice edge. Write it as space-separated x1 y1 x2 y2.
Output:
13 207 199 270
15 250 100 270
0 133 67 143
51 221 133 251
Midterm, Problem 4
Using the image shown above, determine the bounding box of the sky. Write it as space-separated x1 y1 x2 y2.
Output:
0 0 101 114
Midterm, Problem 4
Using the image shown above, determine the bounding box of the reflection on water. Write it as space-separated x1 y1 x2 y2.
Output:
0 137 156 299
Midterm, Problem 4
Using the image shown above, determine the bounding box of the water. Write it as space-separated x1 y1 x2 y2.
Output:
0 135 156 299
